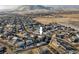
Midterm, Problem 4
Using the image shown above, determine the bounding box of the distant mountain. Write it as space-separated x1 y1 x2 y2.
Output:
16 5 51 11
16 5 79 11
12 5 53 14
3 5 79 14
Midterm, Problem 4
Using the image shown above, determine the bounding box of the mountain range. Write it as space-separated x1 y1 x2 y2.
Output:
1 5 79 14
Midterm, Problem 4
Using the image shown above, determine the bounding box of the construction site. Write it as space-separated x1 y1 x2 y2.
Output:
0 5 79 54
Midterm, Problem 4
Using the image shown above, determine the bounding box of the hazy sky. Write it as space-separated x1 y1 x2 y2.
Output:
0 5 20 11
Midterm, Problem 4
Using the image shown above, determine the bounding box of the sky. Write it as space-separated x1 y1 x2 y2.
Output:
0 5 20 11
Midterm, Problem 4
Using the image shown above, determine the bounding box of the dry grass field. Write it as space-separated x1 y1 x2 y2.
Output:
33 14 79 24
33 14 79 30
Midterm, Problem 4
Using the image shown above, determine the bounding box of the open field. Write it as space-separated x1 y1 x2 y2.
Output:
33 14 79 24
33 14 79 31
